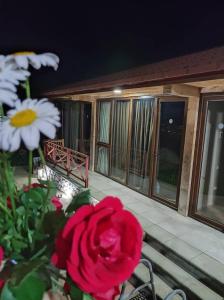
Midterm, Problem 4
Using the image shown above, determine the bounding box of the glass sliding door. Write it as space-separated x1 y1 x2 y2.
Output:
60 101 91 155
152 99 186 206
96 101 111 175
191 96 224 228
128 98 154 194
111 100 130 183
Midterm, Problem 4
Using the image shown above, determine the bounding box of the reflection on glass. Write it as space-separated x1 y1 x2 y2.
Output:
128 98 154 194
153 101 185 203
96 146 109 175
98 101 111 144
197 101 224 224
111 100 129 182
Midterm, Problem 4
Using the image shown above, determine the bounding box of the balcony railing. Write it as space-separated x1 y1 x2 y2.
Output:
43 139 89 187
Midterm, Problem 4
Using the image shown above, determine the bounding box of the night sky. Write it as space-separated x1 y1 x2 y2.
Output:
0 0 224 95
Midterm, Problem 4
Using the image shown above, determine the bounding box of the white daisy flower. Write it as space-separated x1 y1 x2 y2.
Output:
0 98 61 152
11 52 59 70
0 55 30 85
0 88 18 107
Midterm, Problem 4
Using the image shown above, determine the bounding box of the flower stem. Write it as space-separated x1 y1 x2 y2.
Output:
25 79 31 98
28 151 33 185
2 154 16 217
38 146 46 165
0 104 4 117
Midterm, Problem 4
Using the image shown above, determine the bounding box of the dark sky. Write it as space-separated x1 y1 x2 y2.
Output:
1 0 224 95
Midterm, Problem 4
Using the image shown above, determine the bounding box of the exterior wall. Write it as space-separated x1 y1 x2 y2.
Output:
178 96 200 215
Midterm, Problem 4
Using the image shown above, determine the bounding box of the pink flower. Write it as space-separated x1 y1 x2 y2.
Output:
51 196 63 212
52 196 143 299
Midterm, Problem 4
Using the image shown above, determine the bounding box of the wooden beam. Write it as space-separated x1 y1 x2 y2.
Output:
163 84 200 97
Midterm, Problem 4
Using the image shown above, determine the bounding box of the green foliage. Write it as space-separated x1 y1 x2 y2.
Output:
65 189 91 215
0 155 93 300
67 278 93 300
1 259 50 300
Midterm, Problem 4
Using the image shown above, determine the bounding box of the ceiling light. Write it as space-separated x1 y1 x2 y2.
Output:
140 95 153 99
113 88 122 94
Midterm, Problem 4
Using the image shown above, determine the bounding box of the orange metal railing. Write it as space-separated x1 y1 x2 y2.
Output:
44 139 89 187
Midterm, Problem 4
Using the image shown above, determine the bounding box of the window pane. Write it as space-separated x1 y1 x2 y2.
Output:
96 146 109 175
111 100 129 182
128 98 154 194
153 101 185 203
98 101 111 144
196 101 224 224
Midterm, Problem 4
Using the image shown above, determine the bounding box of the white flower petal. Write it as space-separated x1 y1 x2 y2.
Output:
29 56 41 69
15 56 29 69
10 129 21 152
0 81 16 92
35 119 56 139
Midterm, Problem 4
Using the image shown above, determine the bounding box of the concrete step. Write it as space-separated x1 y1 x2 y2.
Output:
134 263 182 300
143 226 224 297
142 243 223 300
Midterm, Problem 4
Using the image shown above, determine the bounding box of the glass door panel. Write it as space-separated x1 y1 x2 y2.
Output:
111 100 130 183
152 100 186 205
97 101 111 143
96 101 111 175
96 146 110 175
196 100 224 225
128 98 154 194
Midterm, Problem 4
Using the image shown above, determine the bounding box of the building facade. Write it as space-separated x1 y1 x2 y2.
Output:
46 47 224 232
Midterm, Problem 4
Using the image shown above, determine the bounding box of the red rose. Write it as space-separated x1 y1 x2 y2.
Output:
0 280 4 290
63 282 71 294
6 197 12 209
51 196 63 212
52 196 143 298
0 246 4 290
0 246 3 264
23 183 46 192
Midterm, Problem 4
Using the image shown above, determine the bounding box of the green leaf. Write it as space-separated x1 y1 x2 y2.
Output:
83 293 93 300
12 272 46 300
69 284 83 300
0 282 16 300
65 189 91 214
11 259 46 285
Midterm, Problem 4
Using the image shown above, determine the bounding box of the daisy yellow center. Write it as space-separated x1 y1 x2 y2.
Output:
13 51 35 56
10 109 37 128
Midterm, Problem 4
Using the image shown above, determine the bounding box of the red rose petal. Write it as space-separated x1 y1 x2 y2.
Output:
63 205 94 239
95 197 123 212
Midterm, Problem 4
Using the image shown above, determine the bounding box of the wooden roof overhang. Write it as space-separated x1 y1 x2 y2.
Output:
44 46 224 101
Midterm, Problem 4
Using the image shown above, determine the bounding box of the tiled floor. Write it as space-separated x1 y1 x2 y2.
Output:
88 171 224 269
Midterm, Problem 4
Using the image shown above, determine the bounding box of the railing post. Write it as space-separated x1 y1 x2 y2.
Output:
53 144 56 164
66 148 71 175
85 156 89 188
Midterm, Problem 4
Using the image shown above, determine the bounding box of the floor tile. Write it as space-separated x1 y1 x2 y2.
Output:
165 237 202 260
125 202 151 214
144 225 175 243
205 239 224 264
191 253 224 283
141 207 170 224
